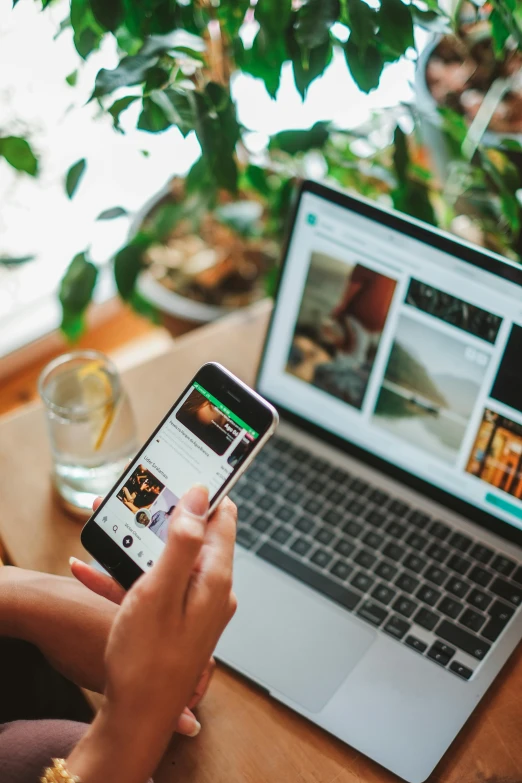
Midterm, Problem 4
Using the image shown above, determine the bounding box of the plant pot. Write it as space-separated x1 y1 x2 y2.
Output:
415 36 522 179
129 181 274 329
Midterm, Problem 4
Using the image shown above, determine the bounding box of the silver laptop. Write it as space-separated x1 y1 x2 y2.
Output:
217 179 522 782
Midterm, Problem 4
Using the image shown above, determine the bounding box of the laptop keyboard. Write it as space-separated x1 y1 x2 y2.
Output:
230 434 522 682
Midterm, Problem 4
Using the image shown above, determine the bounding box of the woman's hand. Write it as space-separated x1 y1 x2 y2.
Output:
67 486 237 783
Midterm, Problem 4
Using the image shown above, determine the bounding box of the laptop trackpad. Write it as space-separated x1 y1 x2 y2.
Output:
218 557 376 713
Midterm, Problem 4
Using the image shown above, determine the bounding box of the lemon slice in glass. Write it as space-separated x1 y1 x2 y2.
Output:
77 360 116 451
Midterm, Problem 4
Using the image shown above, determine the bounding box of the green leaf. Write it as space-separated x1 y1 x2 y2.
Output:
269 121 330 154
236 29 287 98
501 139 522 151
96 206 128 220
490 8 510 59
122 0 180 37
129 290 160 323
108 95 139 132
244 164 271 198
392 181 436 226
138 96 172 132
0 136 38 176
254 0 292 33
59 251 98 339
295 0 340 49
70 0 104 59
90 0 124 32
139 88 194 136
344 37 384 93
393 125 409 183
410 7 451 34
217 0 250 38
0 255 35 266
287 20 333 98
65 70 78 86
185 155 216 195
114 237 149 300
346 0 377 55
377 0 414 56
190 84 240 192
65 159 86 198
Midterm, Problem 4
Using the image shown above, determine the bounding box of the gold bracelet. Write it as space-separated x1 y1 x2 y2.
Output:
40 758 81 783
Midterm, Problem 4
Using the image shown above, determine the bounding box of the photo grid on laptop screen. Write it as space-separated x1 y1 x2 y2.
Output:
257 190 522 534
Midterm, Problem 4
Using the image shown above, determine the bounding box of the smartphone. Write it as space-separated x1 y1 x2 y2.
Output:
81 362 278 588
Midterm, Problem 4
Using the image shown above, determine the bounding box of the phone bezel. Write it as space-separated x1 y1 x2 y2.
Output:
81 361 278 589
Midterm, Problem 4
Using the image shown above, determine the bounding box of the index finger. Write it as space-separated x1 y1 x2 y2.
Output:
198 496 237 578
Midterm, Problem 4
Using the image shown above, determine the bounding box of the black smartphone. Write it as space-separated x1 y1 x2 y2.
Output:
81 362 278 588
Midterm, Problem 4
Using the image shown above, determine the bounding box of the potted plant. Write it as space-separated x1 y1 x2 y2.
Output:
3 0 521 338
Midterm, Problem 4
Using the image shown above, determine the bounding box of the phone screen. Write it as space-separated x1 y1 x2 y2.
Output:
91 377 263 570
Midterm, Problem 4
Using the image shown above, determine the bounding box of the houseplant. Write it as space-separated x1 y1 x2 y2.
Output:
3 0 521 337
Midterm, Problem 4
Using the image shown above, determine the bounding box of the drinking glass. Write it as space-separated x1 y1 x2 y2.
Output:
39 350 138 516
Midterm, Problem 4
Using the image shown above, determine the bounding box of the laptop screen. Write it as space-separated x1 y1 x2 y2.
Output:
257 185 522 536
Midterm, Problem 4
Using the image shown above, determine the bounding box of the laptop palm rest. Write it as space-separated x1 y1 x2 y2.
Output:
218 557 376 713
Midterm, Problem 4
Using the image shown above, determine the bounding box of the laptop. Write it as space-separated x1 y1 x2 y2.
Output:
217 179 522 782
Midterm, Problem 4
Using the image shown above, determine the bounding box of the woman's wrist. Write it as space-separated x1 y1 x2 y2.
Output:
67 696 178 783
0 566 39 639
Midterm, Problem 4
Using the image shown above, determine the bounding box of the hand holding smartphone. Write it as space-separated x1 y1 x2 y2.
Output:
81 362 278 588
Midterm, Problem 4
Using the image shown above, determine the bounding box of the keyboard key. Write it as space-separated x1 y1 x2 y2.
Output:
405 635 427 653
296 516 314 534
449 532 472 553
308 478 325 494
408 510 431 528
424 565 448 586
417 585 441 607
438 596 463 620
460 608 485 632
386 520 406 539
272 437 290 452
393 595 418 618
366 510 386 528
271 457 287 472
350 478 368 494
343 520 363 538
311 548 332 569
375 560 398 581
372 583 396 605
291 537 311 556
383 543 405 562
252 515 272 533
406 532 428 551
396 573 419 593
467 589 492 611
355 549 377 569
470 544 494 565
426 543 450 563
328 488 345 505
446 577 469 599
428 641 455 666
357 601 388 627
284 486 302 504
330 467 348 483
414 607 439 631
270 526 292 545
512 566 522 585
369 489 388 504
490 577 522 606
389 500 409 516
304 497 322 516
469 566 492 588
315 527 335 545
325 509 342 526
259 494 274 511
429 521 451 540
236 527 259 549
491 555 516 577
482 601 514 641
351 572 375 593
278 505 295 523
449 661 473 680
403 553 427 574
309 457 328 472
289 468 306 482
349 499 365 516
238 483 256 499
363 531 384 549
330 560 353 581
447 554 471 575
334 538 355 558
258 543 362 611
266 476 285 492
436 620 491 660
384 615 411 639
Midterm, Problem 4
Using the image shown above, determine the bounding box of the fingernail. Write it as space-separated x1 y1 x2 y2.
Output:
183 485 209 519
178 711 201 737
69 556 80 567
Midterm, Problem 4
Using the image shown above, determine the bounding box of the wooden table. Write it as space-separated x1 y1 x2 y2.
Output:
1 301 521 783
